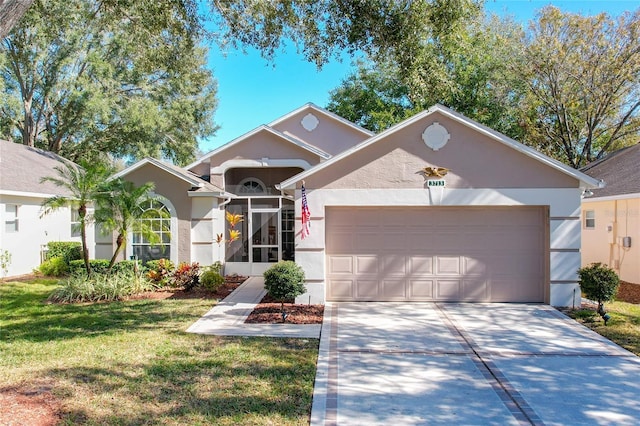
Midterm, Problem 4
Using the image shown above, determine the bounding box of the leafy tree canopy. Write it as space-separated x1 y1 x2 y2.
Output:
327 8 527 139
517 6 640 168
1 0 217 165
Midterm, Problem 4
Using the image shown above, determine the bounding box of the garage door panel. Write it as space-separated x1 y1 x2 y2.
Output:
436 256 461 275
409 256 433 274
382 255 407 275
381 279 406 299
463 278 489 301
462 257 487 275
355 279 379 299
435 280 461 300
329 256 354 274
356 232 379 251
409 280 434 298
326 207 546 302
356 256 378 274
328 279 354 299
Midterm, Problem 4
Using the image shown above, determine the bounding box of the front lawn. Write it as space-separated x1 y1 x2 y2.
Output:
0 279 318 425
568 300 640 356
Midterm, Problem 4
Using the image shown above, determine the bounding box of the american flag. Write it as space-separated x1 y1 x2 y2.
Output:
301 184 311 239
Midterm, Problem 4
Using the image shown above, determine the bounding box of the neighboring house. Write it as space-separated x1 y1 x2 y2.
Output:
0 140 94 278
581 143 640 286
104 103 601 307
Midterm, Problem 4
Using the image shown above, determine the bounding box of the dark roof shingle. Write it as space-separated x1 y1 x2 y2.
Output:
581 143 640 198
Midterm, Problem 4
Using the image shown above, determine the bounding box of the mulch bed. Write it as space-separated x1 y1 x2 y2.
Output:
616 281 640 304
127 276 247 301
0 383 60 426
245 293 324 324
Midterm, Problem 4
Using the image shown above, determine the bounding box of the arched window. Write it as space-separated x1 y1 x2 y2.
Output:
237 178 266 194
131 199 172 263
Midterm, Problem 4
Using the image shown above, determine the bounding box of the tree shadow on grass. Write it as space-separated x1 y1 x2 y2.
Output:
1 288 213 343
42 338 317 425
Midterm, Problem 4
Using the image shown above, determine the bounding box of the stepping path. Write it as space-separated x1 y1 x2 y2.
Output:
186 276 322 339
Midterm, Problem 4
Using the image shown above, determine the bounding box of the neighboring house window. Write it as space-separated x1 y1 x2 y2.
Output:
132 200 171 263
237 178 266 194
5 204 19 233
70 209 81 237
584 210 595 229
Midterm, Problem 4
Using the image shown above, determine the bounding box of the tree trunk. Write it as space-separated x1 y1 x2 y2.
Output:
108 233 125 272
0 0 35 39
78 204 91 276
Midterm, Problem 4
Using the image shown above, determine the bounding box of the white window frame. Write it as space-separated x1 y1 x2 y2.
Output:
127 195 178 264
5 204 19 233
584 210 595 229
70 208 81 237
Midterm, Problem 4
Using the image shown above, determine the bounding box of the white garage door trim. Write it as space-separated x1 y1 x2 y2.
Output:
326 206 548 302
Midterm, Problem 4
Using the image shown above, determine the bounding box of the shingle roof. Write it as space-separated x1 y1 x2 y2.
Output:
0 140 76 197
580 143 640 198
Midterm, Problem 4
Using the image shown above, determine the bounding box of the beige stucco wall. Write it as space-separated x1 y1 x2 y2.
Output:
582 197 640 285
310 113 578 190
207 130 322 166
292 111 584 307
272 108 370 156
123 164 194 264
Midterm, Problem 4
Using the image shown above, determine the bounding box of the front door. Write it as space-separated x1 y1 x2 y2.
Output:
250 209 280 275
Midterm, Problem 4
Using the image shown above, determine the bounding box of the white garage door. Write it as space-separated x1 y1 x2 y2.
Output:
326 207 546 302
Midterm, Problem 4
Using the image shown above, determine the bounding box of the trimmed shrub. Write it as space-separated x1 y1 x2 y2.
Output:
49 270 154 303
69 259 110 275
112 260 141 275
263 261 306 302
46 241 82 264
578 263 620 304
39 257 69 277
201 267 224 292
172 262 200 291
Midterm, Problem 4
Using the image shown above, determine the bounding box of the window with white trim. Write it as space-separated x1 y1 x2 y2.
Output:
131 200 171 262
70 209 81 237
584 210 595 229
5 204 19 233
237 178 266 194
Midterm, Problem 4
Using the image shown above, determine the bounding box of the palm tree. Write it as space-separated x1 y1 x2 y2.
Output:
94 179 165 271
41 161 113 276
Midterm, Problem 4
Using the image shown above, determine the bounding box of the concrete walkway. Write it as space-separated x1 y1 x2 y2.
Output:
186 276 321 338
311 302 640 426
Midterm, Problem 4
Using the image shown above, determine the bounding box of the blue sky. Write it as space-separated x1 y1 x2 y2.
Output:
200 0 639 153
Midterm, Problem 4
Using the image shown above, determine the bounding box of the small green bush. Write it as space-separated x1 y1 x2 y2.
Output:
46 241 82 263
578 262 620 304
69 259 111 275
39 257 69 276
112 260 142 275
49 270 154 303
263 261 306 302
201 267 224 292
172 262 200 291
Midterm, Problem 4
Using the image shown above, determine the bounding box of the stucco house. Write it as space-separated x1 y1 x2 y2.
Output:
581 143 639 286
0 140 94 278
104 103 601 307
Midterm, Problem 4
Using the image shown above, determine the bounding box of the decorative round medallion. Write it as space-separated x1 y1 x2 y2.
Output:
301 113 319 132
422 122 450 151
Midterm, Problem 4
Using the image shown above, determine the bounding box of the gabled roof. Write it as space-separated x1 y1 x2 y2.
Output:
187 124 331 171
279 104 603 190
581 143 640 199
113 157 228 195
0 140 76 197
268 102 374 137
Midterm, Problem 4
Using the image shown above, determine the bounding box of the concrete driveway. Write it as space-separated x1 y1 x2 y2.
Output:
311 303 640 425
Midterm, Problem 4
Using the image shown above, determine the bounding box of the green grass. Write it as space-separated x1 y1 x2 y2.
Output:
0 279 318 425
568 300 640 356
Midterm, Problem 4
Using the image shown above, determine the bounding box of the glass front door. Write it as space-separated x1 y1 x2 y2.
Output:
250 210 279 263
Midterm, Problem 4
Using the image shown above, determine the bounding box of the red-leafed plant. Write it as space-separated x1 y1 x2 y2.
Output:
172 262 200 291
